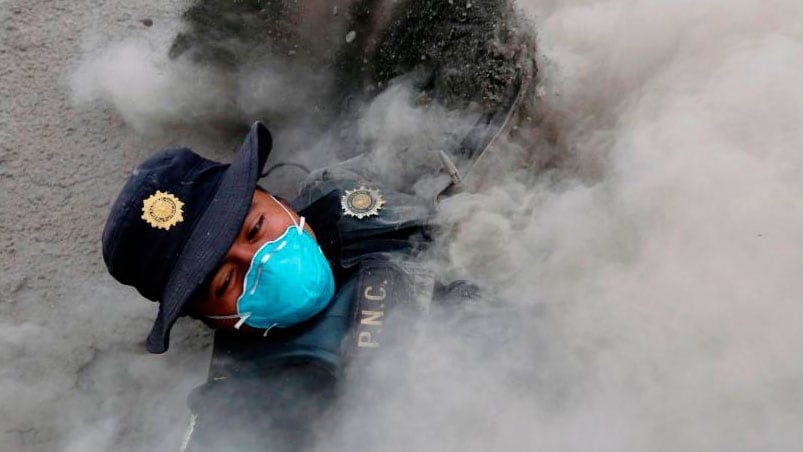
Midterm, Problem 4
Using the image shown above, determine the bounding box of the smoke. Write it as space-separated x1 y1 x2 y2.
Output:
54 0 803 451
71 41 334 136
69 7 337 169
321 1 803 451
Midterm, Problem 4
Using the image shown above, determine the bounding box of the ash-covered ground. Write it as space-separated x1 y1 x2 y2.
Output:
2 0 803 451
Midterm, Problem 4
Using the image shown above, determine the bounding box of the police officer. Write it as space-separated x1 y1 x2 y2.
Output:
102 122 434 451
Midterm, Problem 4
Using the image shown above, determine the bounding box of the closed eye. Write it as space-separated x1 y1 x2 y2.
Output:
246 214 264 242
215 269 232 299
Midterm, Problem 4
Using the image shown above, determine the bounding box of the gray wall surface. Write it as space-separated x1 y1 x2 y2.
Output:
1 1 220 450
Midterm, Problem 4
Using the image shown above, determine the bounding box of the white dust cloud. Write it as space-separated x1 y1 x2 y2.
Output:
69 18 333 138
323 1 803 451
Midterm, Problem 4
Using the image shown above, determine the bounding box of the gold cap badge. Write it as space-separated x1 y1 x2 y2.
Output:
142 190 184 230
341 186 385 219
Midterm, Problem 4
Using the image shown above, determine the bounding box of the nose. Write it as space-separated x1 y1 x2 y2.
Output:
227 242 256 267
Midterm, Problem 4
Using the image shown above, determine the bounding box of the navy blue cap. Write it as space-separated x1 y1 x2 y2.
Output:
102 122 272 353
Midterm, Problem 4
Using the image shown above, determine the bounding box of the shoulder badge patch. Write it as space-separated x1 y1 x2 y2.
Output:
142 190 184 230
341 186 385 219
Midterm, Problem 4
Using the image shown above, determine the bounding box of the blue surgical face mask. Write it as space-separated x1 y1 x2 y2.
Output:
206 195 335 333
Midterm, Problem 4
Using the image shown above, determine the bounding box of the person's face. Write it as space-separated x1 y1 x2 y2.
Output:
191 189 316 330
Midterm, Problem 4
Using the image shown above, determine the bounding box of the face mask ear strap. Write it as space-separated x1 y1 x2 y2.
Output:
234 313 251 330
204 312 251 330
263 323 278 337
269 194 304 234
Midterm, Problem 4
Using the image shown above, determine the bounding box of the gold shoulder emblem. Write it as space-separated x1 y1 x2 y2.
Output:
341 186 385 219
142 190 184 230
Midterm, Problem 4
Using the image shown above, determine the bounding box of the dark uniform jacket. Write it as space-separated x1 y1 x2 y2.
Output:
174 1 537 448
183 173 433 452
